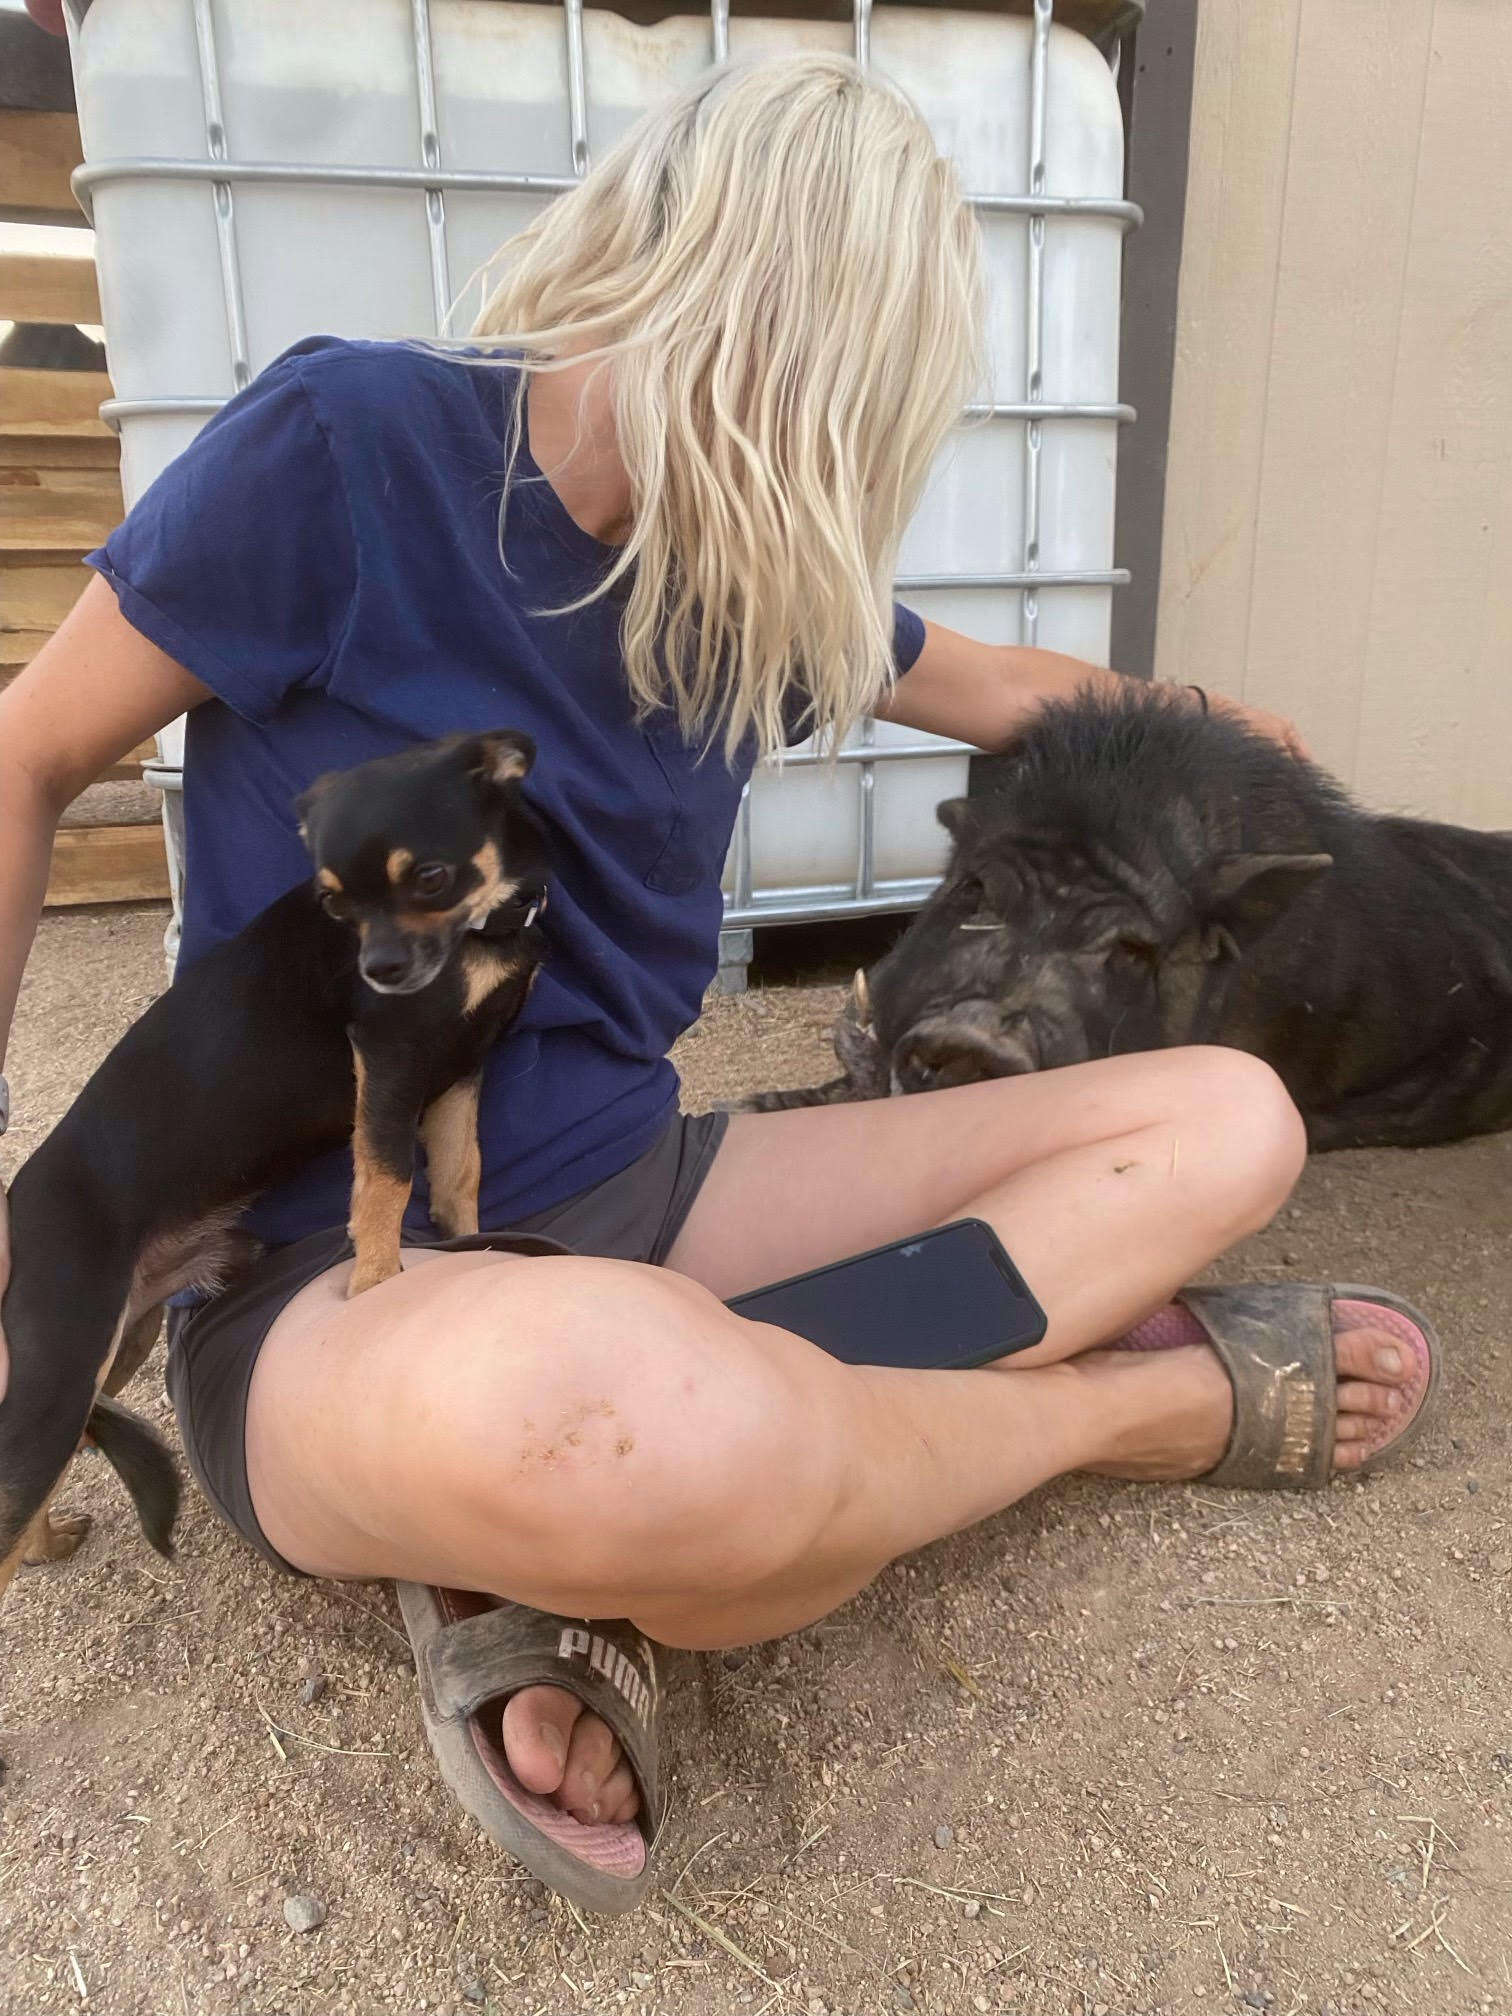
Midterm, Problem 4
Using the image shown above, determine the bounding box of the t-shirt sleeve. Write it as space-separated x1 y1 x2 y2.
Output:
783 601 930 745
85 356 356 723
892 600 926 676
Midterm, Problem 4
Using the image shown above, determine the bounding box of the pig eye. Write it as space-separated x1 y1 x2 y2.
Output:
1116 933 1160 965
411 862 454 899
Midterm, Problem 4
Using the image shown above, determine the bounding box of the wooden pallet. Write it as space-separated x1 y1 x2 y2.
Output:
0 195 169 903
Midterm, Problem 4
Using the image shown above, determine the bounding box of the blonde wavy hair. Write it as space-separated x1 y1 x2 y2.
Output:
469 53 984 761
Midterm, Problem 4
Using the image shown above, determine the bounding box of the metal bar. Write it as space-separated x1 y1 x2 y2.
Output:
98 396 227 430
1020 0 1053 647
965 400 1135 423
97 393 1134 433
855 718 877 900
895 568 1129 591
775 740 971 770
723 882 944 927
853 0 873 68
710 0 730 64
72 160 1140 227
189 0 251 393
970 192 1139 224
411 0 451 334
564 0 591 178
73 160 579 205
734 784 754 911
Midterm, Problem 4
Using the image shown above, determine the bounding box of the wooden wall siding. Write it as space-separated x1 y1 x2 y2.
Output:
1154 0 1512 827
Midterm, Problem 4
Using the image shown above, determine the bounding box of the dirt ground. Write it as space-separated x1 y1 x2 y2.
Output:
2 904 1510 2016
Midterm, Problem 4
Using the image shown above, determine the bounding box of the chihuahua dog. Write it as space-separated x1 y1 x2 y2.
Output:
0 729 546 1603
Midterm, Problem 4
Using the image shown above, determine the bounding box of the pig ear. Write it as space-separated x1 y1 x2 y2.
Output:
936 796 974 840
1206 852 1332 947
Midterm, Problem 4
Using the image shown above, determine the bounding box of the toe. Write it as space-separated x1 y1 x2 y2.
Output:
1335 1377 1403 1422
1334 1328 1407 1385
592 1760 640 1825
559 1707 624 1820
499 1684 583 1797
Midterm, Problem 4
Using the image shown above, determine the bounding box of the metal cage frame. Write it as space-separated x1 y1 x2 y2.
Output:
62 0 1140 957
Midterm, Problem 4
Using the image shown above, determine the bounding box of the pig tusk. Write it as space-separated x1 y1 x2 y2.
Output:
850 968 872 1028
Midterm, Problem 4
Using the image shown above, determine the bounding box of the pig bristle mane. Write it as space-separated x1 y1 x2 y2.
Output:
982 684 1358 876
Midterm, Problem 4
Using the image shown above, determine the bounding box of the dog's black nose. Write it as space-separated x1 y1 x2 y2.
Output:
361 952 411 989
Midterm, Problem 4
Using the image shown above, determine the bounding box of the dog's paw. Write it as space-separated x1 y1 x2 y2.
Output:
346 1255 400 1299
23 1508 92 1565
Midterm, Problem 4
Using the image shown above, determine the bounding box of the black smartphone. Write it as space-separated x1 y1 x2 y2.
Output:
725 1217 1047 1370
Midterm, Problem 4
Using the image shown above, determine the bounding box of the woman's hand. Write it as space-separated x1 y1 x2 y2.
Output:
1204 691 1311 760
881 623 1313 763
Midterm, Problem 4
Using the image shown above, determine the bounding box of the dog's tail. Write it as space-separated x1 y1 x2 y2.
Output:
0 1158 138 1599
83 1396 180 1558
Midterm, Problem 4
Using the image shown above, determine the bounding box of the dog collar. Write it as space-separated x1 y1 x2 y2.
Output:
482 886 547 935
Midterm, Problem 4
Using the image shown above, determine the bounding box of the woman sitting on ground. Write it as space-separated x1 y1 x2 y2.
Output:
0 54 1436 1910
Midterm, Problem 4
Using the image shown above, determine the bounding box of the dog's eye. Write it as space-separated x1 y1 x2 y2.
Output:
412 862 454 899
320 891 346 920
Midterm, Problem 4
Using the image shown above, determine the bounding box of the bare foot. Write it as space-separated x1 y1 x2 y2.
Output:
497 1686 641 1825
1068 1325 1423 1482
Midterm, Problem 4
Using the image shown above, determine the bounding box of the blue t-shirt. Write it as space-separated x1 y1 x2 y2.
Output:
87 337 927 1246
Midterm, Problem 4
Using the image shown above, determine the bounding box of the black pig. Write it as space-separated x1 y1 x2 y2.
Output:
749 686 1512 1151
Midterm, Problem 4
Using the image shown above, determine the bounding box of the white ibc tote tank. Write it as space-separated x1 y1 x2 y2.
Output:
60 0 1138 977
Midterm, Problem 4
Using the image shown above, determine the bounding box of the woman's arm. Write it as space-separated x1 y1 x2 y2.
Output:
879 617 1305 755
0 575 211 1072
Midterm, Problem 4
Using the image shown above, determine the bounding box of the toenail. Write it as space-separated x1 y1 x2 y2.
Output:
538 1721 566 1767
587 1802 602 1823
1375 1346 1402 1375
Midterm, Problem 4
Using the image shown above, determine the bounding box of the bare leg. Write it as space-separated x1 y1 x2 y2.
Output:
245 1050 1419 1824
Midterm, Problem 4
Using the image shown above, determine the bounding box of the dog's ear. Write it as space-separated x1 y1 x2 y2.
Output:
464 731 535 787
293 772 338 853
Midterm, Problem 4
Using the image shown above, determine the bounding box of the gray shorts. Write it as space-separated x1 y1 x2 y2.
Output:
164 1109 728 1574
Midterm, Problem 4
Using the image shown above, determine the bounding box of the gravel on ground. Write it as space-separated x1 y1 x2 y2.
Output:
2 904 1509 2016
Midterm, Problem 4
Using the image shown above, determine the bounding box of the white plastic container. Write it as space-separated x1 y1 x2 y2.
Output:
64 0 1134 937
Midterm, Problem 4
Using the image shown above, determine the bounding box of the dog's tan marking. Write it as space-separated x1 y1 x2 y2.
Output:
22 1500 91 1565
462 944 525 1015
421 1076 482 1238
317 867 343 893
386 847 414 885
105 1304 164 1397
348 1165 411 1297
464 839 520 930
347 1043 412 1298
0 1533 26 1606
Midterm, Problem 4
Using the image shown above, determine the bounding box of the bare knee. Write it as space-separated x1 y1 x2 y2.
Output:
1169 1045 1307 1237
434 1259 845 1607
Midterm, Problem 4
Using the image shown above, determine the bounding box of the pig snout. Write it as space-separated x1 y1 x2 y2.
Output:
890 1006 1039 1092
